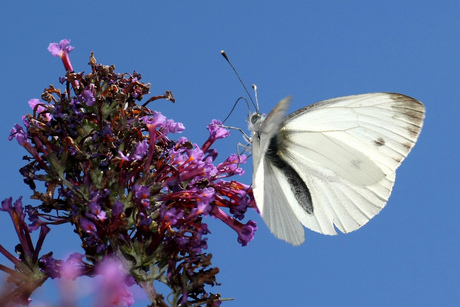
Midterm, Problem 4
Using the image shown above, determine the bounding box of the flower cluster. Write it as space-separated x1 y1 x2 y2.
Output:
2 39 257 306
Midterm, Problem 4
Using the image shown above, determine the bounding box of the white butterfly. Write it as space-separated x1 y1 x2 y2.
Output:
249 92 425 246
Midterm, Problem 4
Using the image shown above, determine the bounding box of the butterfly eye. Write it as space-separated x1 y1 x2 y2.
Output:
250 114 261 125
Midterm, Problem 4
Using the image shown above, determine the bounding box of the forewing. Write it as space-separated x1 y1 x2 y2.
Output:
282 93 424 185
276 92 425 235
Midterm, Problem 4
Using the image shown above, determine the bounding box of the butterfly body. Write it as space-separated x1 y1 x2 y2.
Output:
249 93 425 246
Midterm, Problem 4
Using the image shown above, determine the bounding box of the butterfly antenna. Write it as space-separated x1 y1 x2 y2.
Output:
221 50 257 110
222 96 250 124
252 84 260 112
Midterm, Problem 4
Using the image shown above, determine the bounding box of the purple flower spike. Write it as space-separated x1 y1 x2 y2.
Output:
4 43 256 306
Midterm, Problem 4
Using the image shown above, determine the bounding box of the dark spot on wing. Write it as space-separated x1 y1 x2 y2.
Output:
351 159 363 169
266 136 313 214
374 138 385 146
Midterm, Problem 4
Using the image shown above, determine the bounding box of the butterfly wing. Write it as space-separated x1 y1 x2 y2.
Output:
255 92 425 245
250 97 307 245
258 155 307 245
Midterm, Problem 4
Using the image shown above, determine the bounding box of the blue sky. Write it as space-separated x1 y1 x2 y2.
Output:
1 1 459 306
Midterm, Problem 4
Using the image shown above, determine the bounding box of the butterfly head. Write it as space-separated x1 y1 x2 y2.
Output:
248 111 264 133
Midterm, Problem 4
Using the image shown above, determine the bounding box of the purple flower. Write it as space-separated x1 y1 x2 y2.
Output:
207 120 229 140
40 253 63 279
210 206 257 246
142 111 166 127
138 213 153 227
21 115 30 128
60 256 82 280
133 140 149 160
80 217 97 234
119 140 148 163
48 39 74 72
187 146 205 162
132 184 151 207
118 150 130 162
164 119 185 134
95 258 135 307
1 196 16 213
28 98 51 121
231 194 251 220
201 120 230 152
133 184 150 200
196 187 215 215
9 123 28 145
204 157 218 177
81 84 96 106
112 201 125 219
169 146 189 165
216 154 247 177
89 202 107 221
237 220 258 246
48 39 74 57
162 207 185 226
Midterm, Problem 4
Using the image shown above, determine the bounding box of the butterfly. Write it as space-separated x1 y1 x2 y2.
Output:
249 92 425 245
